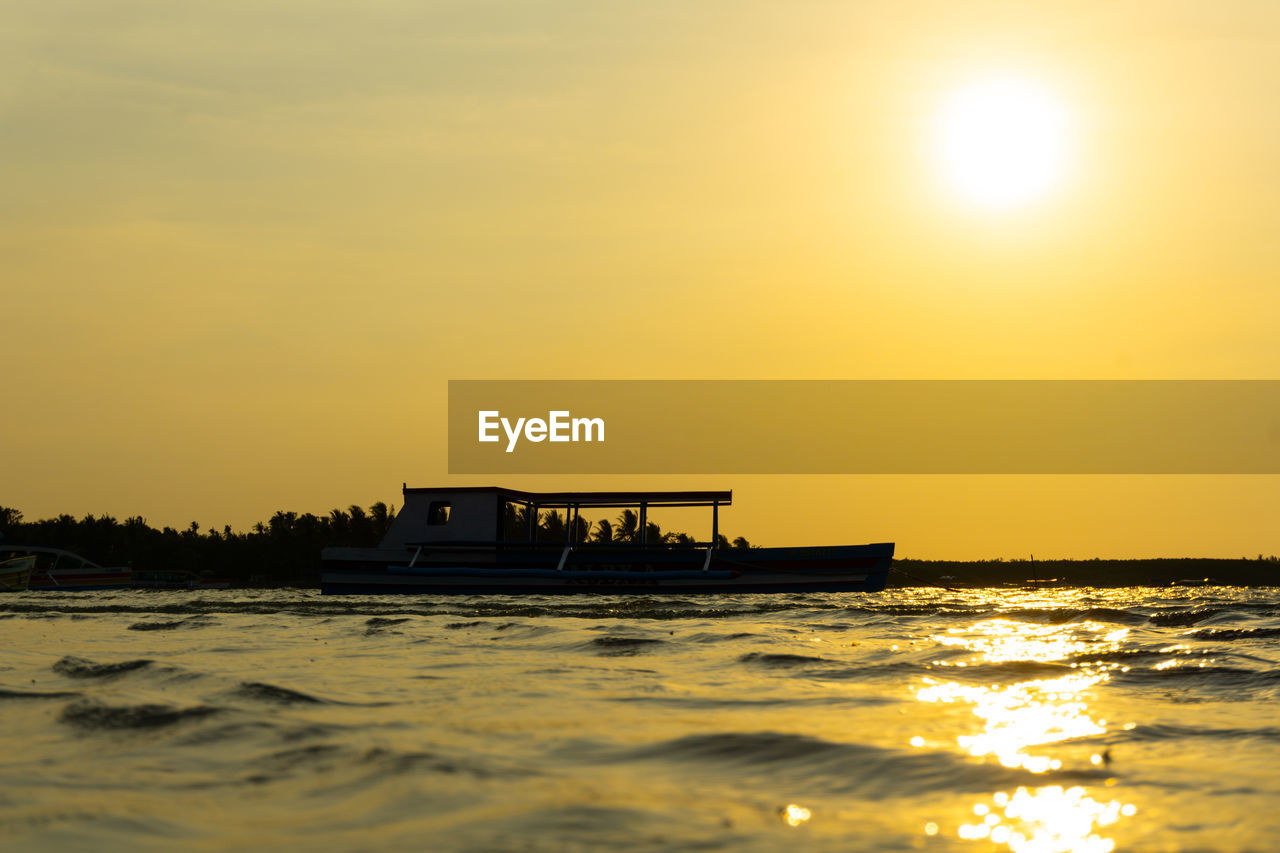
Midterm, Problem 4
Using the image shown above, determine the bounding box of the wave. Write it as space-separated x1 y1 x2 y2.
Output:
0 687 82 700
234 681 328 705
3 590 1275 625
607 731 1109 799
60 699 223 730
738 652 833 667
1120 723 1280 743
1148 607 1226 626
1001 606 1150 626
736 653 1077 685
52 656 154 678
609 693 897 710
128 616 212 631
173 720 343 748
243 742 532 790
365 616 411 627
922 659 1078 680
1064 647 1211 667
255 743 345 773
679 630 761 643
1188 626 1280 641
589 637 667 656
364 616 411 635
357 745 507 778
1112 665 1280 693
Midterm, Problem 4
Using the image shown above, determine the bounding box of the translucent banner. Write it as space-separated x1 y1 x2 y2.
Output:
448 380 1280 474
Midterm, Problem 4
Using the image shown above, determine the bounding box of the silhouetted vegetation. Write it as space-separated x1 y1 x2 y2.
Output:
13 501 1269 589
499 504 752 550
0 504 397 587
0 503 753 588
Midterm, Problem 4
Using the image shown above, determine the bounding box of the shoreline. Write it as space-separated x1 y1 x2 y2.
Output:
890 557 1280 588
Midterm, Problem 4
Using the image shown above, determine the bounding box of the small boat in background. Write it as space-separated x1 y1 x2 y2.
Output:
322 486 894 595
1 547 133 591
0 555 35 591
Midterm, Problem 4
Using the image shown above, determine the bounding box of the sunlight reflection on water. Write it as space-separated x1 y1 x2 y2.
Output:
959 786 1136 853
915 616 1137 850
937 618 1131 663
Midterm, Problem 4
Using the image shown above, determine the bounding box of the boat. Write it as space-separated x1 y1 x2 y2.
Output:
321 486 894 594
1 547 133 591
0 555 35 591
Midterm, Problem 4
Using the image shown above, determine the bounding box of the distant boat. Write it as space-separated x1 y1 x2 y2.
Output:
0 555 35 592
321 486 894 595
2 547 133 591
1009 577 1062 589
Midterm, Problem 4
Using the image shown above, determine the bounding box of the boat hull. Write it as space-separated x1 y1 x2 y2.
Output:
321 543 894 595
29 566 133 592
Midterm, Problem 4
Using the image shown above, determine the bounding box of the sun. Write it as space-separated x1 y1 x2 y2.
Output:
934 75 1071 211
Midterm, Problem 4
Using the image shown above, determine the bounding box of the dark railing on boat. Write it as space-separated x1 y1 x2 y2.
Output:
400 488 734 574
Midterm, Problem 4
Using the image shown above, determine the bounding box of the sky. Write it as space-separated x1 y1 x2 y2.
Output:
4 1 1279 558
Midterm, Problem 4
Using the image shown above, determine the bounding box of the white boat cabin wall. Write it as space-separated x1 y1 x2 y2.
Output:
381 489 506 549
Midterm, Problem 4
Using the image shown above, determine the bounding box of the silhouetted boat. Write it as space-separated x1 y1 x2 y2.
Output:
321 486 894 594
1005 578 1062 589
0 555 35 591
2 547 133 591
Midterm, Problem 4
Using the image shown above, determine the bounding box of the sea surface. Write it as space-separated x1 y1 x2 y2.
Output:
2 587 1279 852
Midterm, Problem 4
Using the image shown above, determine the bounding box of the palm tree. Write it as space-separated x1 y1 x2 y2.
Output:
508 504 538 541
328 508 350 540
592 519 614 544
0 506 23 530
269 511 298 537
369 502 394 537
615 510 639 543
645 520 662 544
348 505 373 545
540 510 566 542
732 536 752 550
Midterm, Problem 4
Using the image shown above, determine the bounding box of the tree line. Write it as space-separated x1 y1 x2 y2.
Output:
0 504 751 586
0 504 396 586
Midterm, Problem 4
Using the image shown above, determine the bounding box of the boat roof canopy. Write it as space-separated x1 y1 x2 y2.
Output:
404 486 731 508
0 546 104 567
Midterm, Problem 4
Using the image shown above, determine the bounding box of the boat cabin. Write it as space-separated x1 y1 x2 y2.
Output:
381 486 732 550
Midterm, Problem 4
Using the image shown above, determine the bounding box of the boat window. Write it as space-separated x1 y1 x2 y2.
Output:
427 501 452 525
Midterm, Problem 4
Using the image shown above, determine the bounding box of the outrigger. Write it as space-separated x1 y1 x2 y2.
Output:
321 486 893 595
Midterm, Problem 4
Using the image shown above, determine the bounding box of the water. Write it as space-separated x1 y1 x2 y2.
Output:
3 587 1279 852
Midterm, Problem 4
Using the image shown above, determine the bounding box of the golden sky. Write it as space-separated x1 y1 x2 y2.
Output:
5 2 1278 557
